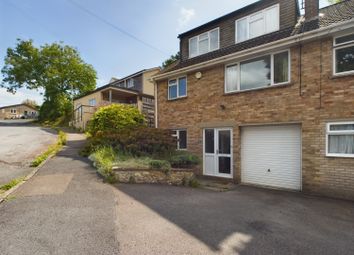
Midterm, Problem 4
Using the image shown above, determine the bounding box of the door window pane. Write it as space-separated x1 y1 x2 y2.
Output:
240 56 271 90
178 77 187 97
218 157 231 174
178 130 187 149
328 135 354 154
335 46 354 74
225 64 238 92
205 129 214 153
218 130 231 154
274 51 289 84
236 18 248 42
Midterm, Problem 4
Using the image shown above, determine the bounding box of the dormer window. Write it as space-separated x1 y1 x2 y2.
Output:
189 28 220 58
236 4 279 43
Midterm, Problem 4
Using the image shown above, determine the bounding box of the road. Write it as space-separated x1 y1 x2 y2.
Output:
0 120 57 186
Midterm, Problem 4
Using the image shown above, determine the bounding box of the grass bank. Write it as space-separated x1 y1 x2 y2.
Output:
30 130 67 167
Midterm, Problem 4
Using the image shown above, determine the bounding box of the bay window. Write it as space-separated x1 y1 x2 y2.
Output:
326 122 354 157
168 76 187 100
334 33 354 75
225 50 290 93
236 4 279 43
189 28 220 58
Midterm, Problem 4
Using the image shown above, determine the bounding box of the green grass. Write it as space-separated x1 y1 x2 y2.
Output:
30 130 67 167
0 177 24 193
89 146 117 182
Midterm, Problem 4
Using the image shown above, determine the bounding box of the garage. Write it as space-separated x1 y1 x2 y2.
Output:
241 125 301 190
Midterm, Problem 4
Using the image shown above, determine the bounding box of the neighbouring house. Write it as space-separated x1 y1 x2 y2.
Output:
152 0 354 200
0 103 38 119
73 67 160 130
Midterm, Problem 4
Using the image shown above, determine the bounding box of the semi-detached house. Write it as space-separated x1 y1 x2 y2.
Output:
152 0 354 200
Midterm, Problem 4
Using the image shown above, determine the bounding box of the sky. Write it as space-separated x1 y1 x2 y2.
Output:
0 0 330 107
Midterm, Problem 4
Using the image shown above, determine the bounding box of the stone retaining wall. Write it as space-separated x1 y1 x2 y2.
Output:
113 167 195 185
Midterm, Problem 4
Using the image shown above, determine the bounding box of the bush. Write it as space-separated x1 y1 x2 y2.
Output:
83 127 176 158
169 151 200 168
149 160 171 172
89 146 117 183
87 104 145 136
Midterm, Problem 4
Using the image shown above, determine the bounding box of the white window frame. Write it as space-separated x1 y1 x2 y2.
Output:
172 129 187 150
326 121 354 158
189 28 220 58
333 32 354 76
11 108 16 114
168 76 187 100
224 49 290 93
235 4 279 43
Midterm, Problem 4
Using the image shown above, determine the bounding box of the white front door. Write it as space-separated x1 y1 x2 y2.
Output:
203 128 233 178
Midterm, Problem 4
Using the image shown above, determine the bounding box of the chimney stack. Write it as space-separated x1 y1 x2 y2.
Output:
305 0 319 20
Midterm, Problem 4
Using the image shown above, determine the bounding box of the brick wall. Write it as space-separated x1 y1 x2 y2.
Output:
157 37 354 200
180 0 298 61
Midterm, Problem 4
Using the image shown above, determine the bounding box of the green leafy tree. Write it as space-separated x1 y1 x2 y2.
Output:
87 104 146 136
161 52 180 69
327 0 342 4
1 39 97 122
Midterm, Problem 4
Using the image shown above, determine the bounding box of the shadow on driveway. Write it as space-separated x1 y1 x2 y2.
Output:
116 183 354 254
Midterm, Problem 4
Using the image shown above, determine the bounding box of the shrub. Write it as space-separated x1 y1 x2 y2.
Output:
169 151 200 168
87 104 145 136
89 146 117 182
84 127 176 158
149 160 171 173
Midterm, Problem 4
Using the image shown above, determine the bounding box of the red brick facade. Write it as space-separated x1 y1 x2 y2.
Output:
156 37 354 200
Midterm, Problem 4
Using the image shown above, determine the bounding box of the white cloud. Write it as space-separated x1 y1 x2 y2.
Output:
0 88 43 107
178 7 195 30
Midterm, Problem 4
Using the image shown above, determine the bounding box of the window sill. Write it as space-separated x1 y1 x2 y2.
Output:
167 96 188 102
326 154 354 158
330 71 354 79
223 82 293 96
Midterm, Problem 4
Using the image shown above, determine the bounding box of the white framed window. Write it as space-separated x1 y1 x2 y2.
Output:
127 78 134 88
89 98 96 106
235 4 279 43
189 28 220 58
225 50 290 93
333 33 354 76
10 108 16 114
326 122 354 158
172 129 187 150
168 76 187 100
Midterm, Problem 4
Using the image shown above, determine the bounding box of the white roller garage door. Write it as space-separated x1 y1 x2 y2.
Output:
241 125 301 190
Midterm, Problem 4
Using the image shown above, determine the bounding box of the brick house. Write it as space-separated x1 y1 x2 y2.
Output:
73 68 159 130
0 103 38 119
153 0 354 200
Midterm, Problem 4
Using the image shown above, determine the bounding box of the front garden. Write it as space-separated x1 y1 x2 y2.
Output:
82 104 200 186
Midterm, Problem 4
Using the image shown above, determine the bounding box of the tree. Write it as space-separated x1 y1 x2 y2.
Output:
22 99 38 108
161 52 180 69
1 39 97 122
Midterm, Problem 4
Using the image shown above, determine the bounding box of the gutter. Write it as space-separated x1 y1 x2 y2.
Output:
152 19 354 81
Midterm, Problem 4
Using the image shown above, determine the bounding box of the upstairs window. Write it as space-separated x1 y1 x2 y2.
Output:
225 50 289 93
168 77 187 100
127 78 134 88
326 122 354 157
189 28 220 58
334 33 354 75
89 98 96 106
236 4 279 43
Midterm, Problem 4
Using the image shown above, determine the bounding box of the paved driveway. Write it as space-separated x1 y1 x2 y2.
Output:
116 184 354 255
0 120 56 185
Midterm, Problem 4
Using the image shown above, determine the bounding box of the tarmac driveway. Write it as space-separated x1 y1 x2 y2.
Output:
0 120 56 186
116 184 354 255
